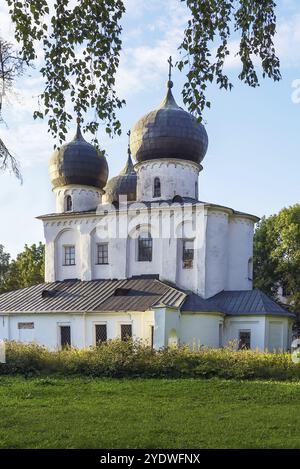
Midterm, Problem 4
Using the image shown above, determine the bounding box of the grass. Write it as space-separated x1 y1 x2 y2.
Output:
1 376 300 449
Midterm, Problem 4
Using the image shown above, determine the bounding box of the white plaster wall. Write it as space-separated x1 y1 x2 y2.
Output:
55 228 81 281
153 307 181 349
175 216 204 294
136 159 200 201
224 316 266 350
54 185 102 213
43 202 254 298
204 210 229 298
226 216 254 291
127 232 161 278
1 311 154 351
265 316 292 351
180 313 224 348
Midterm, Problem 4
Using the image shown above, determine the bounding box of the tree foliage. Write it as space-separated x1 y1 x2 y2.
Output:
0 39 24 180
178 0 281 116
0 243 44 293
0 244 10 291
5 0 125 148
3 0 281 150
254 205 300 317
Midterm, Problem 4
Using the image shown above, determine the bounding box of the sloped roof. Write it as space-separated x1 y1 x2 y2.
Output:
208 289 295 318
181 293 221 313
0 278 186 313
0 278 293 318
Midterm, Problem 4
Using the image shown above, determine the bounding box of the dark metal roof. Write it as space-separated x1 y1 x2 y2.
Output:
181 293 222 313
130 82 208 165
49 125 108 190
208 289 295 317
0 276 293 318
0 278 186 313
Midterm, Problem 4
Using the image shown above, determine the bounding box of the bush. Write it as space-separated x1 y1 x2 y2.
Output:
0 340 299 380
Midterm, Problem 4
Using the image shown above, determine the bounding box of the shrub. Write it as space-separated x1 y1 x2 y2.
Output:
0 340 300 381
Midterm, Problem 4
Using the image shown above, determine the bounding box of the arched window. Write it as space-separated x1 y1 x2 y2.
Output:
138 232 152 262
65 195 72 212
248 257 253 281
153 177 161 198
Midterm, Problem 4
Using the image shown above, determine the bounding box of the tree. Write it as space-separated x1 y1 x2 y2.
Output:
0 244 10 292
2 243 45 292
253 205 300 317
3 0 280 151
0 38 24 180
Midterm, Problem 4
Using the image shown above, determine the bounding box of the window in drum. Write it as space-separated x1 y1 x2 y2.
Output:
153 177 161 198
66 195 72 212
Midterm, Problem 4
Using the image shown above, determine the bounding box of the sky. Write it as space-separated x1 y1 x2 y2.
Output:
0 0 300 258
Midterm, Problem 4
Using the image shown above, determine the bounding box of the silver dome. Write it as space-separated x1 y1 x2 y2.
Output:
49 125 108 190
130 82 208 164
104 150 137 203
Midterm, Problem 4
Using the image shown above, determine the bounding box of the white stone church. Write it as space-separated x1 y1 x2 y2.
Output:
0 79 295 351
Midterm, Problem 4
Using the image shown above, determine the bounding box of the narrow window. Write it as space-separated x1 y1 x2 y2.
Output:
95 324 107 344
121 324 132 341
248 257 253 281
219 323 223 348
66 195 72 212
96 243 109 265
153 177 161 198
138 233 152 262
195 181 198 199
238 330 251 350
64 245 75 266
150 325 154 349
183 239 194 269
60 326 71 349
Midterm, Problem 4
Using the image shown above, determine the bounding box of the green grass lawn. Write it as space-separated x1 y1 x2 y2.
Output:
0 376 300 449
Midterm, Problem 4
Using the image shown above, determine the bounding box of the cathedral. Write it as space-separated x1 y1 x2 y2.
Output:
0 76 294 351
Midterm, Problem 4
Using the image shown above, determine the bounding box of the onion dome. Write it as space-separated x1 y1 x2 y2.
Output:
130 80 208 164
49 124 108 190
104 144 137 203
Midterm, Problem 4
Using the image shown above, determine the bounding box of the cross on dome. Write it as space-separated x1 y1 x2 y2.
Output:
167 56 173 89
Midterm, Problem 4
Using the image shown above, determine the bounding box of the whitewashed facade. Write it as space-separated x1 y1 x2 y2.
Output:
0 81 294 352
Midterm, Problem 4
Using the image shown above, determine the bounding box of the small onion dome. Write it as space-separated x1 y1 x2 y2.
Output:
130 81 208 164
49 124 108 190
104 149 137 203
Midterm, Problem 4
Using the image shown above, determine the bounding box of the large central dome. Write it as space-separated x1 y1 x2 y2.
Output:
130 81 208 164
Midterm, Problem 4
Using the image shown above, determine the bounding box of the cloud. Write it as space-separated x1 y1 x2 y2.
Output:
116 0 189 97
275 15 300 67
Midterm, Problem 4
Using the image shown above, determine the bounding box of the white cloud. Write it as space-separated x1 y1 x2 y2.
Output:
275 15 300 67
116 0 189 97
